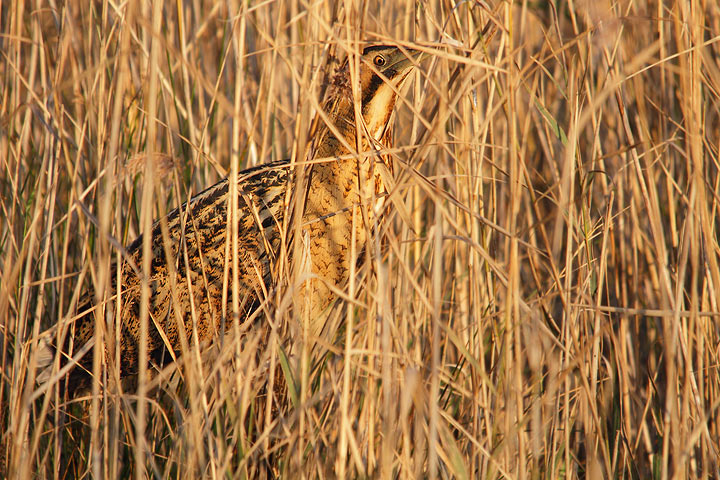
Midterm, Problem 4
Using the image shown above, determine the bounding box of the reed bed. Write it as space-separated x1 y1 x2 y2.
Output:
1 0 719 478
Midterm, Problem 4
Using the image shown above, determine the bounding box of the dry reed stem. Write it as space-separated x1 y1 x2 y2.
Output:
1 0 719 478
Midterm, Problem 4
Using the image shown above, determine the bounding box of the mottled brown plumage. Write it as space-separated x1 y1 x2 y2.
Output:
39 45 422 395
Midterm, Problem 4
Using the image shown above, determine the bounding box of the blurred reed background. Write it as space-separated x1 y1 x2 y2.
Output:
1 0 719 478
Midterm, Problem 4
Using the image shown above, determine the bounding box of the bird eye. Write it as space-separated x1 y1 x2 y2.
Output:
373 55 386 67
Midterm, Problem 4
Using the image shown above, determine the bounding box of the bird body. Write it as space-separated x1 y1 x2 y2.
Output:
39 45 422 394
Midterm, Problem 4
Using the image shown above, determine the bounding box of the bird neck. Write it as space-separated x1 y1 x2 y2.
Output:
315 97 356 158
313 71 393 159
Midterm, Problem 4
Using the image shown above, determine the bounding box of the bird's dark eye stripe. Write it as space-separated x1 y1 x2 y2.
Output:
362 74 386 106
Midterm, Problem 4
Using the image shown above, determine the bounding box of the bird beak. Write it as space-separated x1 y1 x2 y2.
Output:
385 48 427 89
388 48 427 74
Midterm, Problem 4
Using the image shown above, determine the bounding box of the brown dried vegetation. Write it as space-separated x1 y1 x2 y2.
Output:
1 1 719 478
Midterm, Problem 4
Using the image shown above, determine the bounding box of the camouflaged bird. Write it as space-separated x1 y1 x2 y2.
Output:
38 45 423 395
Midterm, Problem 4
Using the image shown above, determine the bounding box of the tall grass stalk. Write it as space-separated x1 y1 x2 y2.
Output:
1 1 719 477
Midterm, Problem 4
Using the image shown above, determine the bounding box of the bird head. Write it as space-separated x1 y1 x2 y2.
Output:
325 45 424 142
356 45 423 140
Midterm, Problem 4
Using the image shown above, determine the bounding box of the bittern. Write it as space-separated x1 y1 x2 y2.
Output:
37 45 423 395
